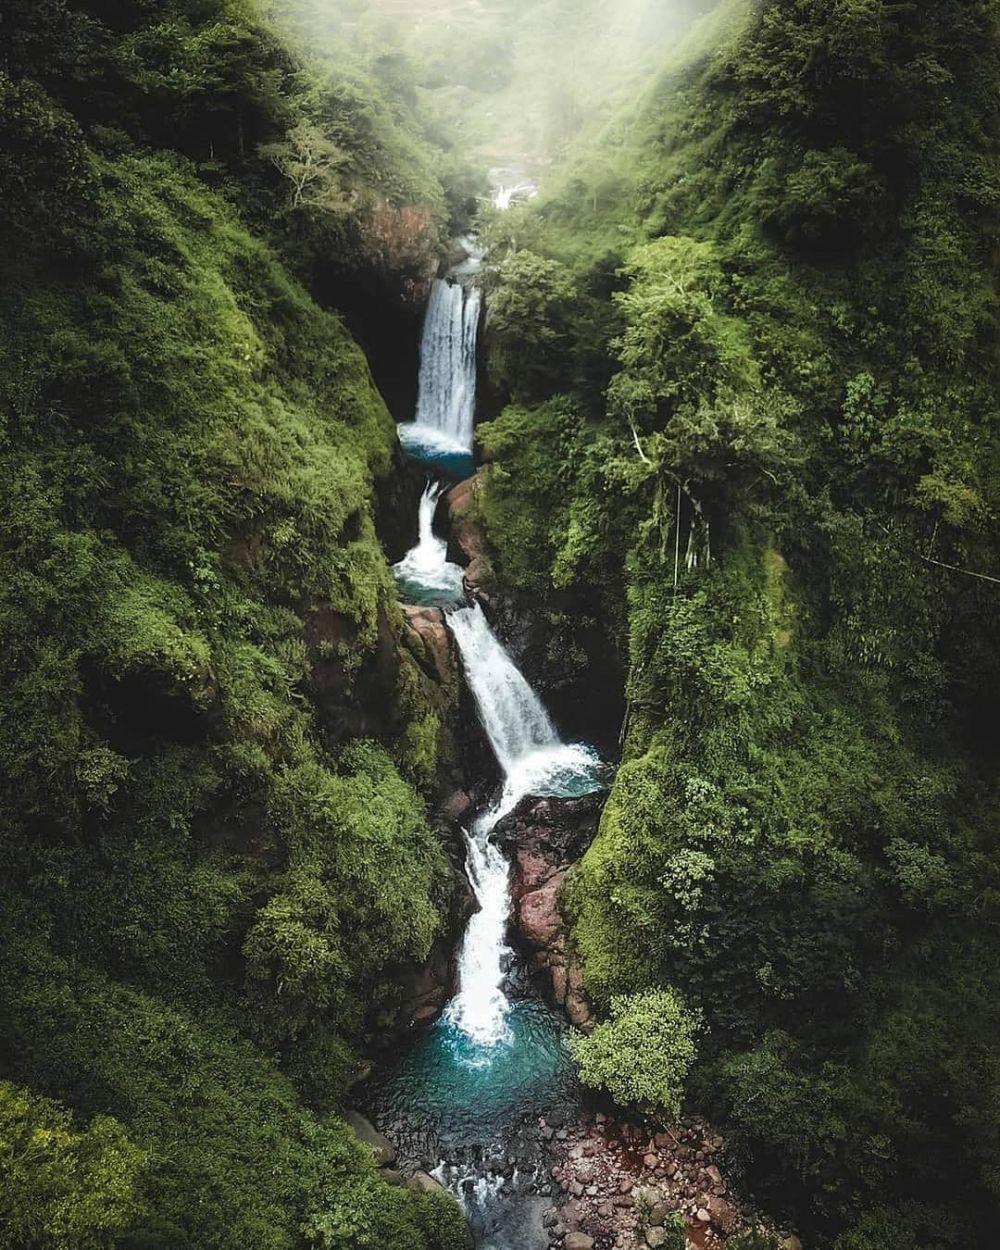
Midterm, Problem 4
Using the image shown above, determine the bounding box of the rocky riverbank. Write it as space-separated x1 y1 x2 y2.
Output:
539 1113 744 1249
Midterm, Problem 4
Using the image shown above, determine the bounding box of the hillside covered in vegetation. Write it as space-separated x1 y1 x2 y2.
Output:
0 2 476 1246
4 1 1000 1248
477 1 1000 1246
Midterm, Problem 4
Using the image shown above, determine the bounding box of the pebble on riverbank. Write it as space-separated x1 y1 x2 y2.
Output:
538 1112 761 1250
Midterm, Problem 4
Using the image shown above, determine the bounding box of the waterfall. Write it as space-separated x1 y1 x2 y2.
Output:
445 604 601 1047
492 182 536 211
393 483 466 607
448 605 558 777
408 278 481 452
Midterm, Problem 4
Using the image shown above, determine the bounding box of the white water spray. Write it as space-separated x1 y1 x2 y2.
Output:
445 604 601 1047
449 604 558 776
492 181 537 211
393 483 466 606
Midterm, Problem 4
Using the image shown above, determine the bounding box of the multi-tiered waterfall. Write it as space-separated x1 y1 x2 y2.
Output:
378 218 603 1250
399 278 481 471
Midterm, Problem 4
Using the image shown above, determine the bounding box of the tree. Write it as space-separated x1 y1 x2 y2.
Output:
0 1082 146 1249
261 120 351 212
569 989 702 1117
486 251 578 401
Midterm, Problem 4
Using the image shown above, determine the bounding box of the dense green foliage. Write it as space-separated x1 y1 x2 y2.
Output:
0 1081 144 1249
7 0 1000 1244
0 3 470 1246
476 1 1000 1245
569 990 701 1118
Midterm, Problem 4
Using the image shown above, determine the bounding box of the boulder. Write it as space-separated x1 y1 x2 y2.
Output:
402 605 458 694
345 1111 396 1167
565 956 594 1029
551 962 568 1004
646 1229 667 1249
519 872 566 947
445 476 495 595
493 792 608 1024
564 1235 595 1250
442 789 474 823
494 792 606 863
706 1194 740 1234
407 1171 447 1195
514 849 559 897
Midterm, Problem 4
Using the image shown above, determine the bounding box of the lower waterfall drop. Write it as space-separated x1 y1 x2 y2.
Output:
370 598 604 1250
445 604 603 1049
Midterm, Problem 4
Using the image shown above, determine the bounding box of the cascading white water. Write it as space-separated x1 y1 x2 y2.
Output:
492 181 536 211
402 278 481 455
392 483 466 607
449 605 558 776
445 604 601 1048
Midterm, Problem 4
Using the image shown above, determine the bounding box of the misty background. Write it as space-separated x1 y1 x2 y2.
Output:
268 0 714 168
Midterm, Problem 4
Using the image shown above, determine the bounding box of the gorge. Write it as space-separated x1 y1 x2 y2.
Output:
380 227 608 1249
3 3 1000 1250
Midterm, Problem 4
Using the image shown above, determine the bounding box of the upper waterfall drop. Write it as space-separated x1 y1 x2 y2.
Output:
399 277 481 469
492 181 536 211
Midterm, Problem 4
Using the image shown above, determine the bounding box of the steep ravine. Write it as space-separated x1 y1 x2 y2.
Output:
352 221 798 1250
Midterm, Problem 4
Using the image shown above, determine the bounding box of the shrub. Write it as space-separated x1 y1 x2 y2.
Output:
569 989 702 1117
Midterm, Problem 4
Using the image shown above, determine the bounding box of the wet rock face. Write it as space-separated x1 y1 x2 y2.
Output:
306 601 403 746
403 605 461 700
445 476 495 597
376 443 428 564
494 793 605 863
394 932 467 1030
486 595 626 759
494 792 607 1031
443 473 625 756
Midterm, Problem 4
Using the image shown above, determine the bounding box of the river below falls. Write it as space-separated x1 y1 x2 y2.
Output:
369 995 583 1249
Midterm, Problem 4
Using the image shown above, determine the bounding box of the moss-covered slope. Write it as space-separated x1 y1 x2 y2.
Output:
476 2 1000 1246
0 4 471 1247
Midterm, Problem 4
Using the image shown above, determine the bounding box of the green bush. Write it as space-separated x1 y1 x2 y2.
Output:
569 989 701 1117
0 1081 145 1250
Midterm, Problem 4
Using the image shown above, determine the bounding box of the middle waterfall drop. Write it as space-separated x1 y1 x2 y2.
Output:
393 483 466 608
